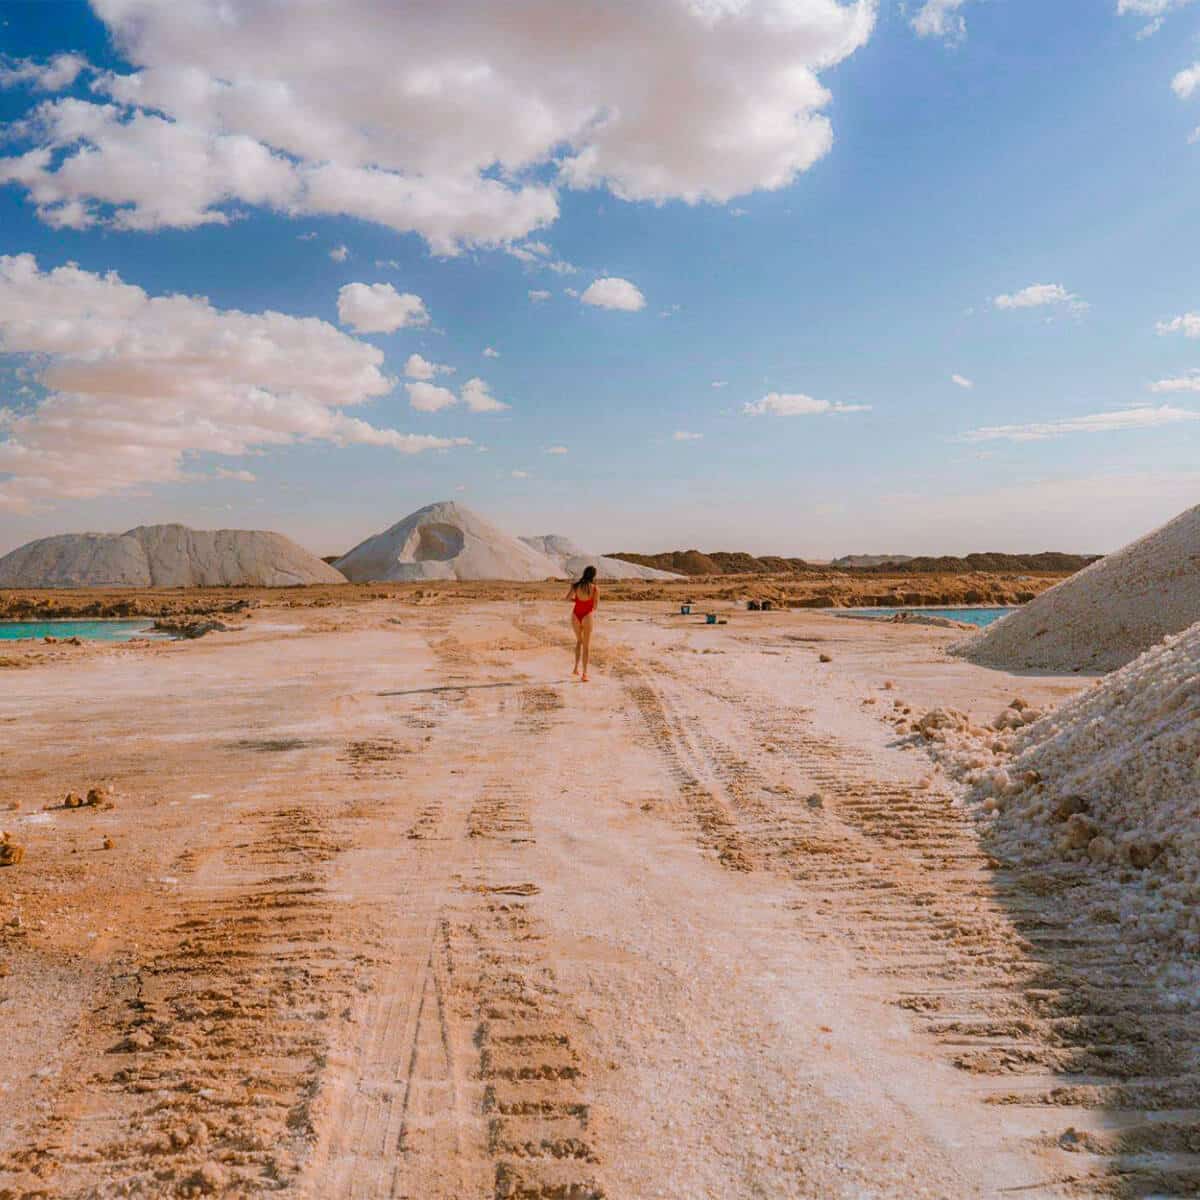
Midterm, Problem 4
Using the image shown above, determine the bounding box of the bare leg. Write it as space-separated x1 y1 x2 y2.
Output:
580 615 593 681
572 615 583 675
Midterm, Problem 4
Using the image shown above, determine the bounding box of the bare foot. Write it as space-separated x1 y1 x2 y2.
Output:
581 674 589 682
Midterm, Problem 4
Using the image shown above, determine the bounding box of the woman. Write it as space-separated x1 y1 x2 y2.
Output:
566 564 598 681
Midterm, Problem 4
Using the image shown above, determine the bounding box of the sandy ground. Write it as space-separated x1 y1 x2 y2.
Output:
0 598 1193 1198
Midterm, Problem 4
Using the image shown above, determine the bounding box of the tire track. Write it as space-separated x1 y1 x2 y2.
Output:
625 656 1200 1198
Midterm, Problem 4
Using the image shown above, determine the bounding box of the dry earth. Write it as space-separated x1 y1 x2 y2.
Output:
1 596 1196 1198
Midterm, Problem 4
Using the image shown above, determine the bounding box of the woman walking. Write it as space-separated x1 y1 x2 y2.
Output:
566 565 598 681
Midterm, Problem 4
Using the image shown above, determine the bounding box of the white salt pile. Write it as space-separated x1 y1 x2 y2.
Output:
520 535 682 582
336 501 565 582
0 524 345 588
954 503 1200 672
918 620 1200 975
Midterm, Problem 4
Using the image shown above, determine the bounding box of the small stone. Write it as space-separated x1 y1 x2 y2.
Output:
102 836 115 850
1054 794 1088 821
818 653 832 663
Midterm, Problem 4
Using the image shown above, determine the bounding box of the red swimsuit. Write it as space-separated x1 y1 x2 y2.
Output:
572 586 597 620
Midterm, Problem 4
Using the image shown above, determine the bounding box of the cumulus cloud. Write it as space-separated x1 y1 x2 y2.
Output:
528 289 551 302
951 373 974 389
404 353 453 380
0 0 875 251
405 381 458 413
1150 370 1200 392
483 346 500 358
0 254 466 512
960 404 1200 442
544 445 569 454
0 53 89 91
993 283 1088 312
462 377 509 412
1158 312 1200 337
337 282 428 333
711 380 728 389
580 277 646 312
1174 63 1200 99
911 0 970 41
329 243 349 262
673 430 704 440
743 392 870 416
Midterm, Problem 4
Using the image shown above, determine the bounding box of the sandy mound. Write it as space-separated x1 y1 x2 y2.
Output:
954 504 1200 672
336 501 565 582
521 535 682 581
920 621 1200 973
0 524 345 588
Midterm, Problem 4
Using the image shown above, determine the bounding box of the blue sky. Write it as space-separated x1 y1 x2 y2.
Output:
0 0 1198 558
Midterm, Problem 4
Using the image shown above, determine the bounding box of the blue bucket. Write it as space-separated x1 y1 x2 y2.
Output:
706 613 717 625
680 604 691 615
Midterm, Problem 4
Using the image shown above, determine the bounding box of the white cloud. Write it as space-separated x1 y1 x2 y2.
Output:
511 469 530 479
544 445 569 454
673 430 704 441
507 241 576 275
1174 63 1200 99
405 381 458 413
404 353 453 380
993 283 1087 312
1118 0 1197 35
911 0 970 42
0 254 465 512
528 289 551 302
214 467 256 482
1158 312 1200 337
0 0 875 251
951 373 974 389
580 277 646 312
711 380 728 389
461 377 510 413
297 231 317 241
0 54 89 92
483 346 500 358
329 243 348 262
337 282 428 334
960 404 1200 443
743 392 870 416
1150 370 1200 392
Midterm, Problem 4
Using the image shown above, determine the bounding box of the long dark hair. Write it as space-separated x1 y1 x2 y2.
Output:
573 564 597 592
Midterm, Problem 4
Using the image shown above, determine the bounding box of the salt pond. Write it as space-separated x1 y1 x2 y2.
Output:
0 619 153 642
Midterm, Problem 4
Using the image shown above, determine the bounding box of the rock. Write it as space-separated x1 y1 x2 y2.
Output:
1087 835 1115 863
0 832 24 866
0 524 345 588
1062 813 1097 850
152 618 229 640
1127 840 1164 869
63 791 84 809
86 786 112 808
1053 794 1088 822
102 836 114 850
818 653 832 663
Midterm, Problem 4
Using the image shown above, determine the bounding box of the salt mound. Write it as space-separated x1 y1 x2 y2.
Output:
521 535 683 581
955 504 1200 672
0 524 345 588
336 501 564 582
921 622 1200 971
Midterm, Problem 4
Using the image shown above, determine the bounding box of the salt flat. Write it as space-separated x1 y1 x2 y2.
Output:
2 597 1195 1198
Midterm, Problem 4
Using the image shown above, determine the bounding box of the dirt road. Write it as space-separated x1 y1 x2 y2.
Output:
1 600 1195 1198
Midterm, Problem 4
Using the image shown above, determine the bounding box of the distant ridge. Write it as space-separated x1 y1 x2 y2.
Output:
607 549 1097 577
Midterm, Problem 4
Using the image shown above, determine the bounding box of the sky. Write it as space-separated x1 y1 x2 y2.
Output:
0 0 1198 560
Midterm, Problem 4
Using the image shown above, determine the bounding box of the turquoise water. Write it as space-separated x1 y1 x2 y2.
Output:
848 606 1015 628
0 619 154 642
